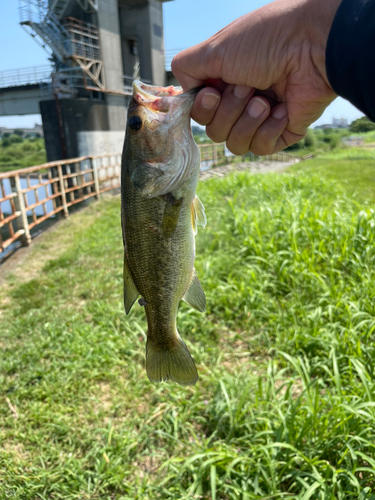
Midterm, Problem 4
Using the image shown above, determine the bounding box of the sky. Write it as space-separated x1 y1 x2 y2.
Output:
0 0 364 128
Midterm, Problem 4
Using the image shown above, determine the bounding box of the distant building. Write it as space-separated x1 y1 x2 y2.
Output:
315 117 349 130
332 117 349 128
0 124 43 138
315 124 334 130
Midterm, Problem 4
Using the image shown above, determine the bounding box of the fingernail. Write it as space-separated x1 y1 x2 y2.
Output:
272 104 288 120
248 97 268 118
201 93 220 110
233 85 252 99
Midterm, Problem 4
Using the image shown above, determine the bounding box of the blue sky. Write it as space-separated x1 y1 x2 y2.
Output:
0 0 364 128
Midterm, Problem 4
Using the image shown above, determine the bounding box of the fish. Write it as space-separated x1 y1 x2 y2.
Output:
121 80 206 386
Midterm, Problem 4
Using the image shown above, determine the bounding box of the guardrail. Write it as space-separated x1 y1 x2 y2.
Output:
0 153 120 254
0 65 52 88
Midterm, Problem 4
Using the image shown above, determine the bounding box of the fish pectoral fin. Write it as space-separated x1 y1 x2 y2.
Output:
130 162 164 197
183 272 206 312
134 145 196 198
162 193 183 238
123 256 139 314
191 195 207 235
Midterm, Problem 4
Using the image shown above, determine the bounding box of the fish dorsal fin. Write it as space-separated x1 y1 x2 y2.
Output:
183 271 206 312
191 195 206 235
123 255 139 314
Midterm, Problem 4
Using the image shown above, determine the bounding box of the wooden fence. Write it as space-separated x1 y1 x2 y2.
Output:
0 144 297 256
199 143 298 165
0 153 121 253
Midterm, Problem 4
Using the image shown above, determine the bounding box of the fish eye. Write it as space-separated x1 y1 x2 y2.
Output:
128 115 143 132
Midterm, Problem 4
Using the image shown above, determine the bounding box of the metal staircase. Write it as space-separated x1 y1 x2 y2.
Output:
19 0 71 62
19 0 109 94
49 0 98 19
49 0 71 19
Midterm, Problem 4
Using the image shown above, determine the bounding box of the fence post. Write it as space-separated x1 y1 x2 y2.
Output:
57 164 69 218
91 156 100 199
213 144 218 166
11 174 31 246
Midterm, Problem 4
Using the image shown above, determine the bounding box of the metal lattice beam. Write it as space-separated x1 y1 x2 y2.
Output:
76 0 98 13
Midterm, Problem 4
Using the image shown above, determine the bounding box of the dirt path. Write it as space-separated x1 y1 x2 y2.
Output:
199 160 297 180
0 160 297 284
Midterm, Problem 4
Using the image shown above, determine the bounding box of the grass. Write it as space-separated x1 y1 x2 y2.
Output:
1 171 375 498
349 131 375 144
0 138 46 172
289 148 375 203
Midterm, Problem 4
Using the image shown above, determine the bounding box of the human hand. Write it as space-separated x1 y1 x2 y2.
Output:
172 0 342 155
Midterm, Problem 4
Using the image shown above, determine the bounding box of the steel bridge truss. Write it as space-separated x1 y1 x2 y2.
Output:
19 0 105 94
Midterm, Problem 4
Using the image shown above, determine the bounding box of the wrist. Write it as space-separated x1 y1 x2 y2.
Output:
305 0 342 88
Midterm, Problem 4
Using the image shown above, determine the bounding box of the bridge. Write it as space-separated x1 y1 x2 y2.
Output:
0 65 53 116
1 0 181 161
0 50 180 116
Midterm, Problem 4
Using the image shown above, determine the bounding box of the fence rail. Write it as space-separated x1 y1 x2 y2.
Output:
0 65 52 88
198 143 298 166
0 153 120 254
0 145 297 257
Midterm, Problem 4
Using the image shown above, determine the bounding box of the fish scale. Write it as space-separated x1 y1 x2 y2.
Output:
123 180 195 341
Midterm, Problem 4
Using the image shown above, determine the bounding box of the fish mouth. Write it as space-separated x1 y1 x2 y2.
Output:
133 80 203 106
133 80 183 100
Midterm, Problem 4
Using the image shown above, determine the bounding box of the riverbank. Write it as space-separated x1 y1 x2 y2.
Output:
1 166 375 497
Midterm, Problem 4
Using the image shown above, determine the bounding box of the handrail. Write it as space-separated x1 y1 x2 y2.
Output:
0 153 121 255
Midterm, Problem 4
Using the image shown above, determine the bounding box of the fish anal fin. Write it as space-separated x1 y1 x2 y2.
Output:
146 337 198 386
123 256 139 314
183 272 206 312
191 195 206 235
162 193 183 238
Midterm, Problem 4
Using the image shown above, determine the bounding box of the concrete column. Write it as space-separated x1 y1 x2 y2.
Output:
97 0 127 131
149 0 166 86
97 0 124 92
119 0 168 86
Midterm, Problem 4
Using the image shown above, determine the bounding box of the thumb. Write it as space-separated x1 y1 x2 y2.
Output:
171 42 220 91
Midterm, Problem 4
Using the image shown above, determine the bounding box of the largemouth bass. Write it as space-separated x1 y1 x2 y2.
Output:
121 80 206 386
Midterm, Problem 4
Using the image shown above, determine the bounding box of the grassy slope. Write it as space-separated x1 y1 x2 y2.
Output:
0 139 46 172
1 173 375 499
290 148 375 203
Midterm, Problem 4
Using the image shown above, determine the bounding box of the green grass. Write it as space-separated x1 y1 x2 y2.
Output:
0 138 46 171
1 172 375 498
289 148 375 203
349 131 375 144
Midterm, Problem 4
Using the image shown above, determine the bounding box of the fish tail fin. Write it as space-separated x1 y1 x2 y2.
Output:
146 336 198 386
